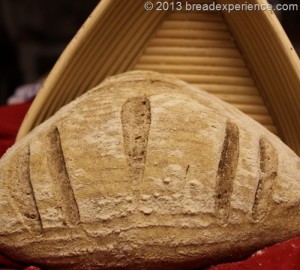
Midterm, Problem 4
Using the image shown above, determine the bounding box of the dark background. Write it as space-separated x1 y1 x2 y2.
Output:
0 0 99 105
0 0 299 105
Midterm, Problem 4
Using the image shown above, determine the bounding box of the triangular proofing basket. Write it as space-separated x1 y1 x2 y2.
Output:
16 0 300 156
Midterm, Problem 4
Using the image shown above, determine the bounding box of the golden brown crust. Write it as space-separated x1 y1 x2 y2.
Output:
0 71 299 269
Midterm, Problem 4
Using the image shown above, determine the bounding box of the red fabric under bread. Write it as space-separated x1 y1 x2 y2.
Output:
0 102 299 270
0 102 31 158
208 237 300 270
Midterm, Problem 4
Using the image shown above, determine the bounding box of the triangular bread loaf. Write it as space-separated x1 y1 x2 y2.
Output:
0 71 299 269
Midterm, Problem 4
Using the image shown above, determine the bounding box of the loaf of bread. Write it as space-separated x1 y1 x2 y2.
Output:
0 71 299 269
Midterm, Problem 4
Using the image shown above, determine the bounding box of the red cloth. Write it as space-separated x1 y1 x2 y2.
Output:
208 237 300 270
0 102 299 270
0 102 31 158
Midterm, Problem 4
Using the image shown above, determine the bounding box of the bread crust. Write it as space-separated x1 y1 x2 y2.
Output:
0 71 299 269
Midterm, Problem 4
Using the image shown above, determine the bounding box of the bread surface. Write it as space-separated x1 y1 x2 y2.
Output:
0 71 299 269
